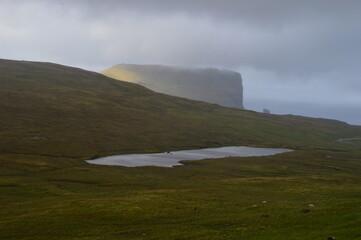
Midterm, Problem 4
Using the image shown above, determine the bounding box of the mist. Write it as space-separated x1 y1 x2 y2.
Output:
0 0 360 124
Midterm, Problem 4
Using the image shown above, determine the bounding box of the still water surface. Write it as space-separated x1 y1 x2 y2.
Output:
86 146 292 167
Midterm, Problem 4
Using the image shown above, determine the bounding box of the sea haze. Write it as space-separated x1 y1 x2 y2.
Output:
246 98 361 126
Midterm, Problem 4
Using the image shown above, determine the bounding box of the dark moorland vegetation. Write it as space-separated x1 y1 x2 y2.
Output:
1 59 361 239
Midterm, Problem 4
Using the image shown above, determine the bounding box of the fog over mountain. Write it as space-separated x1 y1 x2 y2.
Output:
0 0 360 124
102 64 244 109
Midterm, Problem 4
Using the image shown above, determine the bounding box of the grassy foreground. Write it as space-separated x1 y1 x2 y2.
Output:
1 149 361 240
1 59 361 239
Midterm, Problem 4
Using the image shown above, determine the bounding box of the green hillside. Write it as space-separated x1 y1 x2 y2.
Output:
1 59 361 240
0 59 360 159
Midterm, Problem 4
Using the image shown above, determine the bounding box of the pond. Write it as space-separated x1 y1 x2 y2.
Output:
86 146 292 167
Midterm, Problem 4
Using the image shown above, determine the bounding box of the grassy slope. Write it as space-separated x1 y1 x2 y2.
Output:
1 59 361 239
1 59 360 159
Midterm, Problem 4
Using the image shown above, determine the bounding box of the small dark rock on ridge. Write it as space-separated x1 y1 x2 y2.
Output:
263 108 271 114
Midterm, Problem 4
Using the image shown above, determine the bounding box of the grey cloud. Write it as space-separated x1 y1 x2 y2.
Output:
2 0 361 74
77 0 361 25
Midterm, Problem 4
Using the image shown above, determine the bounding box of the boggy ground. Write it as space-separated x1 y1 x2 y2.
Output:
1 149 361 240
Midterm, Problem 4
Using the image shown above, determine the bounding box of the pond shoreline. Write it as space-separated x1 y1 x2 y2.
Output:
86 146 293 168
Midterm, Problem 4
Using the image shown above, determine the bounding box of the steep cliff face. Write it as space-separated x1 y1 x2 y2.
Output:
101 64 244 109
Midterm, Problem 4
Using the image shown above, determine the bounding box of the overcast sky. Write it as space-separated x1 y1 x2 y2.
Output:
1 0 360 124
